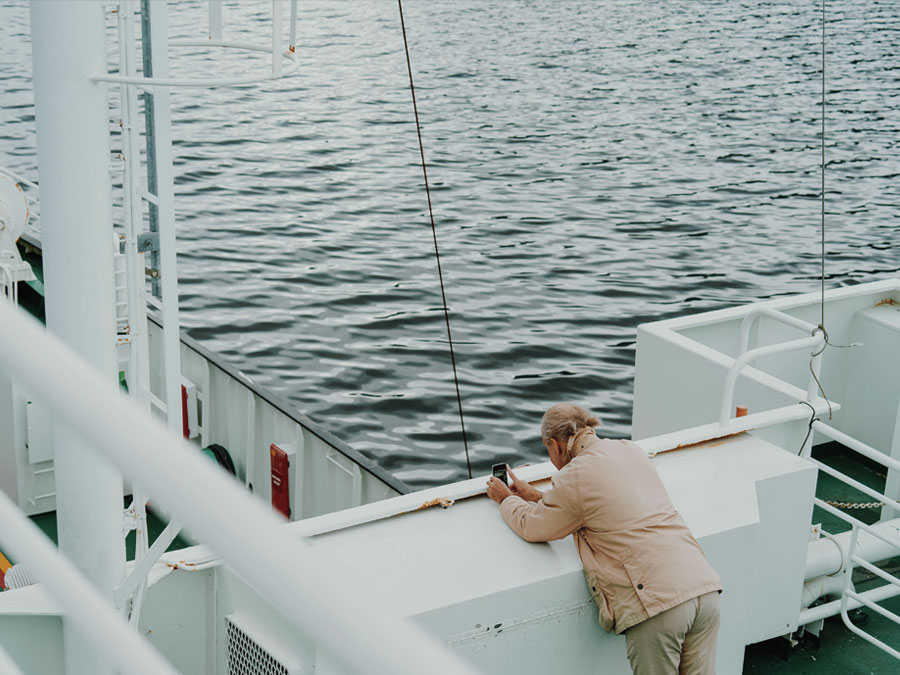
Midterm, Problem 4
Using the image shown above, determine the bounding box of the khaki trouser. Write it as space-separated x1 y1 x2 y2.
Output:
624 591 720 675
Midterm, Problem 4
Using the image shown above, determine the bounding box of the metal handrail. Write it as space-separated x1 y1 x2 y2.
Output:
93 0 300 88
0 488 179 675
0 302 479 674
842 527 900 660
719 332 825 426
799 422 900 660
738 307 818 356
812 421 900 474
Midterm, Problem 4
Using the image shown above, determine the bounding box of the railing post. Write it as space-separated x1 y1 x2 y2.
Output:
29 3 125 673
209 0 222 41
886 385 900 520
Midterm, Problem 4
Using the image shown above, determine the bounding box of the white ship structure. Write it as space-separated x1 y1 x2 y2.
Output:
0 2 898 674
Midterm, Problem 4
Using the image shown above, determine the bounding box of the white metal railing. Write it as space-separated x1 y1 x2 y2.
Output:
0 302 479 674
93 1 300 88
801 420 900 660
0 263 19 306
719 331 825 427
0 487 179 675
738 306 818 355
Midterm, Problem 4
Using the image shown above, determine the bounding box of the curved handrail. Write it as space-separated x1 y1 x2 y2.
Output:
738 306 818 355
93 41 301 88
719 333 825 427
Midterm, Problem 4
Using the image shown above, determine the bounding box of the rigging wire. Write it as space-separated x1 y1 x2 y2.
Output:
820 0 826 329
806 0 833 417
396 0 473 479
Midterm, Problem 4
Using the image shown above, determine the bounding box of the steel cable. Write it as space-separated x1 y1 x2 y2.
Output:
397 0 472 478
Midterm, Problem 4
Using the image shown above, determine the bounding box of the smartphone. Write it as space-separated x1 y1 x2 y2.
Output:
492 463 509 486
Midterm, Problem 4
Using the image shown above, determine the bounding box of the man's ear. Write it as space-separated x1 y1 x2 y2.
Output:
549 438 563 462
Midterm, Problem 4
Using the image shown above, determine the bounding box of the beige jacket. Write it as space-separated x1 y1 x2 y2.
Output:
500 430 722 634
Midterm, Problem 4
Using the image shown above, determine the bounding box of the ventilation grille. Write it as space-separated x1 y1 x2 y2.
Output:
226 615 297 675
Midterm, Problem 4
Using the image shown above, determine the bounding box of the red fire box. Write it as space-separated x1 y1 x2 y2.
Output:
270 443 291 519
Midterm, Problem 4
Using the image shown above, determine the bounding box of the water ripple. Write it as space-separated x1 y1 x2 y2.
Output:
2 0 899 489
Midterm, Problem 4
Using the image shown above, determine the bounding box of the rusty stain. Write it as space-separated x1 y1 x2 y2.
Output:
875 298 897 307
166 559 200 571
416 496 455 510
648 431 746 457
289 45 296 53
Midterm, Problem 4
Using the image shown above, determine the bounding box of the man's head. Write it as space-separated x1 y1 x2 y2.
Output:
541 403 600 469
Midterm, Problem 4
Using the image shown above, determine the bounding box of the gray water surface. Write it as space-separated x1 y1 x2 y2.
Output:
2 1 899 488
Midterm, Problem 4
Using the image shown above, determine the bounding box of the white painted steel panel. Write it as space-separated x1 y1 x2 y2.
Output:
25 397 53 464
164 432 811 675
0 615 63 674
633 282 900 442
843 303 900 521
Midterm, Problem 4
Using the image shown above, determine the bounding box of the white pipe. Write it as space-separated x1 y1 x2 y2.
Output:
801 573 848 610
805 520 900 581
719 334 824 426
144 1 183 436
93 40 300 88
272 0 283 76
812 420 900 475
0 303 479 675
799 583 900 626
738 307 818 355
289 0 298 49
29 3 125 673
807 342 824 403
842 590 900 660
641 401 834 457
208 0 222 41
0 489 179 675
812 459 900 515
119 0 156 625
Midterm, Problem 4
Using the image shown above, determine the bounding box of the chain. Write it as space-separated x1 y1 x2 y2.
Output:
824 500 884 510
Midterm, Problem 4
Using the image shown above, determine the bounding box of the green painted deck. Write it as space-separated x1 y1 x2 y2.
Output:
25 502 191 564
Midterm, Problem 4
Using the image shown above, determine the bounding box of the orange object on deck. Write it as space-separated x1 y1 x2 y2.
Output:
0 550 12 589
736 405 749 417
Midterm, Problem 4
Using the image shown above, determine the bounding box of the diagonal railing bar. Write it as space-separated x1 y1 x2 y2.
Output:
0 301 478 675
114 519 182 609
0 487 179 675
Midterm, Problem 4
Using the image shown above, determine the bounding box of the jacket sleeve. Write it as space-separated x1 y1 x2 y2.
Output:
499 467 583 542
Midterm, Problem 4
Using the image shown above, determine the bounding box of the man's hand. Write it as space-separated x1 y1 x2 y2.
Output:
508 466 542 502
486 476 512 504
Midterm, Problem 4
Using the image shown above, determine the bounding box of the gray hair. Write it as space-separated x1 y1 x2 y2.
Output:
541 402 600 446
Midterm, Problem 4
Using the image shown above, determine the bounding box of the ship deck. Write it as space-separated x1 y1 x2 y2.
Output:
743 441 900 674
6 248 899 673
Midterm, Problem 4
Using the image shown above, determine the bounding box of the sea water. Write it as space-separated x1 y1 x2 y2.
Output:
1 0 898 488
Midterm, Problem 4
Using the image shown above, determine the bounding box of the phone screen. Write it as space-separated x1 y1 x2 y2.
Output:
492 463 508 486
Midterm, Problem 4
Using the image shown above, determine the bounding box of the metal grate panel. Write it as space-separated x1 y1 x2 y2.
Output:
226 615 296 675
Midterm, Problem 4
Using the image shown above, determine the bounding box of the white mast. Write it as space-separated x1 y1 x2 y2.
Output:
29 3 125 674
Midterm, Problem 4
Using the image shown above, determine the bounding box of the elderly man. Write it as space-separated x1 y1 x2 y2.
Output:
486 403 722 675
